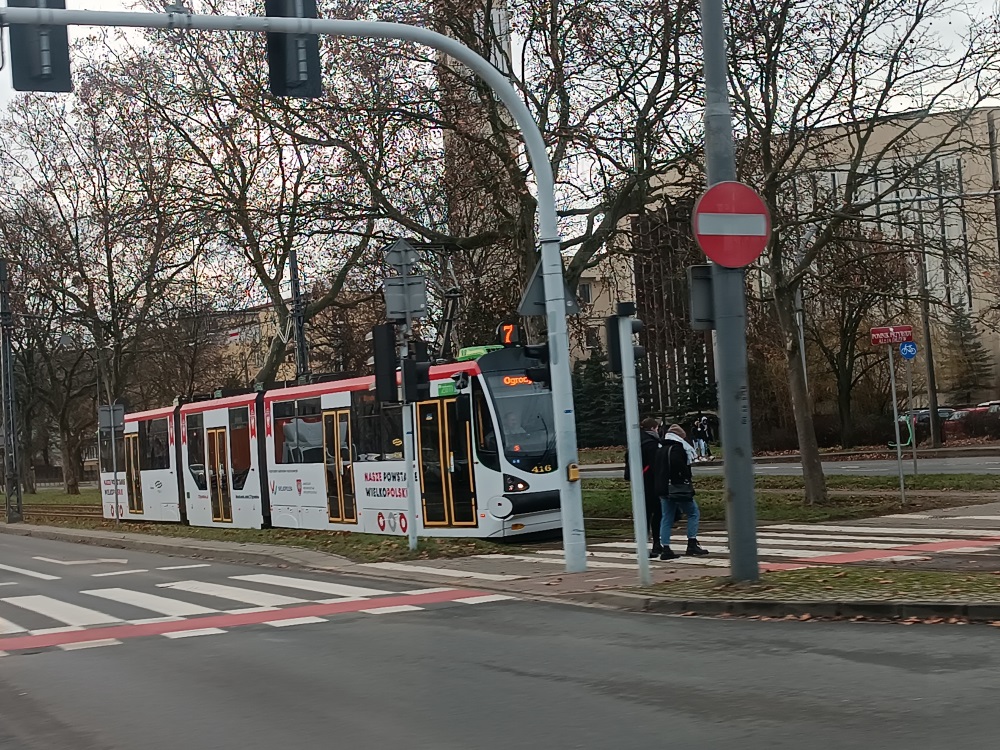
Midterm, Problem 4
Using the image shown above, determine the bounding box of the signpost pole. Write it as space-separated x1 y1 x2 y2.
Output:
110 407 120 525
905 358 918 476
887 348 907 505
700 0 759 582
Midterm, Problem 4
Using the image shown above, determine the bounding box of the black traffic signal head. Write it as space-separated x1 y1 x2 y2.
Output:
401 356 431 403
606 308 644 374
524 342 551 387
368 323 398 404
9 0 72 93
265 0 323 98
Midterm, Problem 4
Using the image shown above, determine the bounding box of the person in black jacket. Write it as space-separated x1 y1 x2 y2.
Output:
624 417 663 556
654 424 709 560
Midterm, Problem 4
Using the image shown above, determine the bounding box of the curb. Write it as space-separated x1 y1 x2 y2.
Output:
0 523 348 571
566 590 1000 621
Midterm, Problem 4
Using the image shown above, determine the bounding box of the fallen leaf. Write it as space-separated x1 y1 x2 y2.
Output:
680 611 697 617
799 613 812 621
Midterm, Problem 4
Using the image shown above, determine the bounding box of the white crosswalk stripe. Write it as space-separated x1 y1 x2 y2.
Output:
157 581 309 607
0 617 26 635
2 596 121 627
230 574 395 598
0 564 59 581
83 588 219 617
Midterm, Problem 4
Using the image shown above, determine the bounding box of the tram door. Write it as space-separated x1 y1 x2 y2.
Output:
206 428 232 523
324 410 356 523
416 398 477 527
124 434 144 514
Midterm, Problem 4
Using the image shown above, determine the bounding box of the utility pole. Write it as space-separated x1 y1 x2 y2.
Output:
288 245 309 383
916 248 942 446
0 260 23 523
700 0 759 581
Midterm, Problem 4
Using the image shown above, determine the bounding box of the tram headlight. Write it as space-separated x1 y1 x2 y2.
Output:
504 474 530 492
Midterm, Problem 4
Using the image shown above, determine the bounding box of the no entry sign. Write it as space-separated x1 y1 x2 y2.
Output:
871 325 913 347
692 181 771 268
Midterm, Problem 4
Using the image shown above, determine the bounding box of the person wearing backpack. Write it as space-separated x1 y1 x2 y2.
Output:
624 417 664 556
654 424 709 560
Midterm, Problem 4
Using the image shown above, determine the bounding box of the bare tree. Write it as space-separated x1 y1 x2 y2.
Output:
723 0 1000 501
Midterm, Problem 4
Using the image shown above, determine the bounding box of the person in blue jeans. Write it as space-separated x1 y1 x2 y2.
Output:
653 424 709 560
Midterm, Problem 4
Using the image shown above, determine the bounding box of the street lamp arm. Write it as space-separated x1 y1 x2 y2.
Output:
0 7 588 571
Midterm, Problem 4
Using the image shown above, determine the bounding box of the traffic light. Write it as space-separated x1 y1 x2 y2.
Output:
524 343 551 388
265 0 322 98
8 0 72 93
368 323 398 404
401 340 431 402
606 302 644 374
496 322 522 347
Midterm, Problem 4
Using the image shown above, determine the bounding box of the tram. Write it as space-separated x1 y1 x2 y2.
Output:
98 345 562 539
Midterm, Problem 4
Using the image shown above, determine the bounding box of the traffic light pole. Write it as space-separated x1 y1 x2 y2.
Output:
618 314 652 587
0 6 589 573
701 0 759 581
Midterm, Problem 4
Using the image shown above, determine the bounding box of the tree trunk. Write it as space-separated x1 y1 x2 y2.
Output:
60 429 81 495
774 291 828 504
837 374 854 448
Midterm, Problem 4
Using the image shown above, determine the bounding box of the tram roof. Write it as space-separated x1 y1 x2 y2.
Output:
260 362 481 403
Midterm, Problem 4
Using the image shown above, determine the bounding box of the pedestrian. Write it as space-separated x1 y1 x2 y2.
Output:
624 417 664 556
700 416 713 460
654 424 709 559
692 417 708 461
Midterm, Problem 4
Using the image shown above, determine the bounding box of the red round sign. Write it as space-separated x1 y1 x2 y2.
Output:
399 513 408 534
692 181 771 268
377 512 386 532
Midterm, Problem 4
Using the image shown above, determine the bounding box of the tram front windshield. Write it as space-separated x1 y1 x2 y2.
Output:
484 372 556 470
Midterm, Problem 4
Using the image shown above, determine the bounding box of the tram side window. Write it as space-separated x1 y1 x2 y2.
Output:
98 428 125 473
473 384 501 472
185 413 208 491
351 392 403 461
229 407 252 490
139 418 170 471
273 398 324 464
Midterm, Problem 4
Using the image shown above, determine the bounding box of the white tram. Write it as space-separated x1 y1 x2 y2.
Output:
99 346 562 538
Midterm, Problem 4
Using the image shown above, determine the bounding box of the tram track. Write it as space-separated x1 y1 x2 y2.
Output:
22 504 103 520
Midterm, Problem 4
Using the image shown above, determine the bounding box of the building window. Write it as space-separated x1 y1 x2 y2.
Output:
578 283 592 305
585 327 601 350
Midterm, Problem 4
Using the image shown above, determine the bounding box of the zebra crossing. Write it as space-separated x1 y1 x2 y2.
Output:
494 522 1000 570
0 570 514 654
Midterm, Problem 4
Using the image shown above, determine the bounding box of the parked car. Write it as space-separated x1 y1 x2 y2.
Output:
943 407 987 439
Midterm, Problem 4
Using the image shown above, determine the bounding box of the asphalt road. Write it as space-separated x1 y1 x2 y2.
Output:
583 455 1000 478
3 535 1000 748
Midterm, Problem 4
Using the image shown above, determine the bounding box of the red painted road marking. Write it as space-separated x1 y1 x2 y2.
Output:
0 588 484 653
791 536 1000 565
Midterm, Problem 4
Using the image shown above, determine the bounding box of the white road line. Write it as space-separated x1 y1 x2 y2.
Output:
882 514 933 519
83 588 219 617
0 564 59 581
0 582 18 588
231 574 397 596
33 557 127 566
666 558 732 567
454 594 517 604
355 563 525 582
694 536 923 550
360 605 424 615
0 652 8 658
91 570 149 578
2 596 121 627
0 617 26 634
28 626 83 636
767 524 1000 537
265 617 327 628
158 581 308 607
57 639 122 651
224 606 280 615
474 554 636 570
941 546 999 553
402 587 457 596
537 547 839 560
127 616 183 626
936 516 1000 522
163 628 226 639
157 564 211 571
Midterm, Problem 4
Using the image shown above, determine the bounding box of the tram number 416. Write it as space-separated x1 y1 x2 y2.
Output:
530 465 553 473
